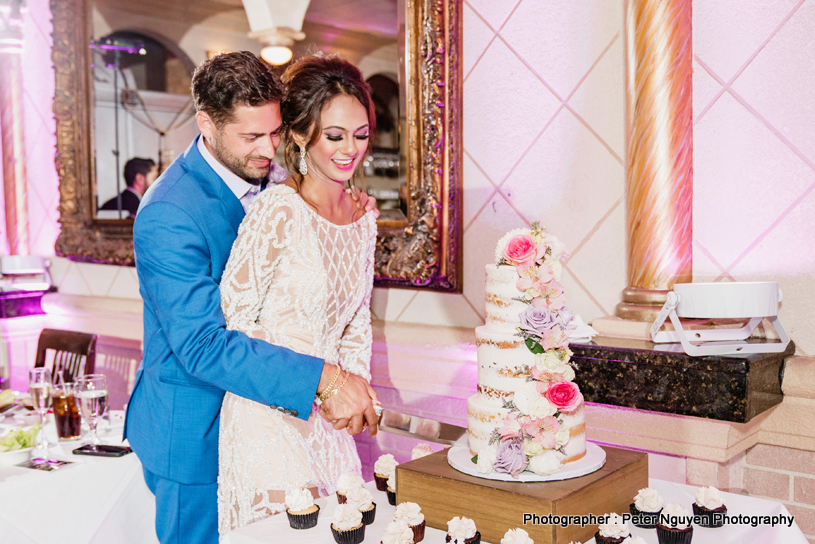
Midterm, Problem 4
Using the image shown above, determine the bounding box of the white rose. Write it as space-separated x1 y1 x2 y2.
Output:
332 503 363 531
535 352 562 373
476 443 498 474
528 450 561 476
512 381 541 414
560 365 575 381
528 396 557 419
501 528 534 544
634 487 664 512
447 516 477 541
382 520 414 544
285 488 314 512
598 513 630 539
523 439 544 457
555 425 571 448
695 486 725 509
550 260 563 282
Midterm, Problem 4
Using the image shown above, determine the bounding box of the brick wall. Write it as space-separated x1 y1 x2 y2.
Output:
744 444 815 543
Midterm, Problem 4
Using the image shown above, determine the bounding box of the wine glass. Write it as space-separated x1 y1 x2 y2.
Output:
75 374 108 451
29 367 55 453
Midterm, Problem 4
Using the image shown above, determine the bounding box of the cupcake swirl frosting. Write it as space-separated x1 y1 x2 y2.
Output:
337 472 364 494
447 516 477 541
332 503 362 531
374 454 399 476
633 487 664 512
345 486 373 511
411 443 434 460
622 537 647 544
382 519 414 544
500 528 534 544
387 471 396 490
394 502 424 525
284 488 314 512
598 513 630 538
695 485 725 509
660 503 692 529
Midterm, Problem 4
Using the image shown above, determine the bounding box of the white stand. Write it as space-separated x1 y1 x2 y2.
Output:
650 282 790 356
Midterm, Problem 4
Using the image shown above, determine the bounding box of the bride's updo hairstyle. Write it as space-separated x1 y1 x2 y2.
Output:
281 53 375 190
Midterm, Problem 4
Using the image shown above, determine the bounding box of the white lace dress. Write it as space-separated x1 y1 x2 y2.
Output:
217 184 376 535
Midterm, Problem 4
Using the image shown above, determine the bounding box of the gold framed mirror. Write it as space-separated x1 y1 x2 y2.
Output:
52 0 462 291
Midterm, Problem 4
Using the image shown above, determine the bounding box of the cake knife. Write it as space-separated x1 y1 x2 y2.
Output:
377 409 468 447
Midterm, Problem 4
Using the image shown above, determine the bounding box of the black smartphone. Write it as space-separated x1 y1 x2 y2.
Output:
72 444 133 457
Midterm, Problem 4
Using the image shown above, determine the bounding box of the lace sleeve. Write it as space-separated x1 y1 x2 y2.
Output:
338 217 376 382
220 195 294 343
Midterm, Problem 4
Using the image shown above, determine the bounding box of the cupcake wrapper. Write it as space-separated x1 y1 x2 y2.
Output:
386 489 396 506
656 525 693 544
361 503 377 525
692 503 726 528
336 492 347 504
374 474 388 491
411 520 426 543
630 503 662 529
593 533 627 544
331 523 366 544
286 505 320 530
445 531 481 544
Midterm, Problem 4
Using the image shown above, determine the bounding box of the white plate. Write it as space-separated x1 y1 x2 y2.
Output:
447 442 606 482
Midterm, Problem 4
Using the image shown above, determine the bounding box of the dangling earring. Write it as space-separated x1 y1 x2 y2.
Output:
299 146 308 176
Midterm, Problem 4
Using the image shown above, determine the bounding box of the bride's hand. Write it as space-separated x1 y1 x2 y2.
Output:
347 188 380 219
319 370 379 437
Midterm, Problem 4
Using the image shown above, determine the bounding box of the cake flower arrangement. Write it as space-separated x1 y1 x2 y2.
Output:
476 222 582 478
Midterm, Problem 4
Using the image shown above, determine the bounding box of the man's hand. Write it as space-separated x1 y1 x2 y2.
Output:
319 368 379 436
347 188 380 219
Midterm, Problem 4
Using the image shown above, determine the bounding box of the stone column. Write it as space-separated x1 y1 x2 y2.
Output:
0 0 29 255
615 0 693 321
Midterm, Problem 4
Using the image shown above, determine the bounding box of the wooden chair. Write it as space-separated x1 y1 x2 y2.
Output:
34 328 98 383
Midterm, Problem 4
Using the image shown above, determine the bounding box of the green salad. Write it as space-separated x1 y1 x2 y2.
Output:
0 424 41 452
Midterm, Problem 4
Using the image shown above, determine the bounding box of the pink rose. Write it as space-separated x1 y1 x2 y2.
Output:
502 235 539 269
545 381 583 412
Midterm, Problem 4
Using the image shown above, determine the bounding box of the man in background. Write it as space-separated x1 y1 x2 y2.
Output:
99 157 158 216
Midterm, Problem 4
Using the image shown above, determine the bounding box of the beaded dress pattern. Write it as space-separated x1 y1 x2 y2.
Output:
217 184 375 534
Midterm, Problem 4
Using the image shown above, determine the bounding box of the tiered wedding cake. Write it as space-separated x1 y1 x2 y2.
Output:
467 223 586 477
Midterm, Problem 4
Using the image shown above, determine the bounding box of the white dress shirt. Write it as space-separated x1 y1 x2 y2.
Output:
197 136 287 213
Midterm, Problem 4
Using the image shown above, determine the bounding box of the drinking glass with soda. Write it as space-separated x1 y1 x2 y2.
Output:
52 381 82 441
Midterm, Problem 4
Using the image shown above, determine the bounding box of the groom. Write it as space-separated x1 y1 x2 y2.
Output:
124 52 379 544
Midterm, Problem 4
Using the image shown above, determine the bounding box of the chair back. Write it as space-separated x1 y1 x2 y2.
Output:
34 328 98 383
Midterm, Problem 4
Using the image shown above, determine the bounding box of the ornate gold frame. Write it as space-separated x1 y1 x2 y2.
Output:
52 0 462 292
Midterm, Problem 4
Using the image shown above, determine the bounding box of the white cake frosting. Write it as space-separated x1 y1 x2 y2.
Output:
695 486 725 509
285 488 314 513
501 528 534 544
598 513 630 539
634 487 664 512
467 263 586 466
332 503 362 531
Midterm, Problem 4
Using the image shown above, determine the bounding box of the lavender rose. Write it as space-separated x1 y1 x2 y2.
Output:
519 306 557 336
554 306 576 330
493 439 528 479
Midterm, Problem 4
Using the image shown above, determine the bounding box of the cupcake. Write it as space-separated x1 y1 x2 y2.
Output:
411 443 434 460
500 528 533 544
594 512 630 543
331 503 365 544
656 503 693 544
381 519 414 544
622 538 647 544
629 487 664 528
692 486 727 528
285 488 320 530
386 471 397 506
336 472 365 504
345 485 377 525
445 516 480 544
394 501 426 543
374 454 399 491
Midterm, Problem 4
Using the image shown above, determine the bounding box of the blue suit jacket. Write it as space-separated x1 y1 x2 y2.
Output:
124 136 323 485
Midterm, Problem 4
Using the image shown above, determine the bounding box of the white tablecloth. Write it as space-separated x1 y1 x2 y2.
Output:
0 415 158 544
223 479 808 544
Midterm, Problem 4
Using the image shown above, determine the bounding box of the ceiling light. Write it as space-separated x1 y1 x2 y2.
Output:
260 45 292 65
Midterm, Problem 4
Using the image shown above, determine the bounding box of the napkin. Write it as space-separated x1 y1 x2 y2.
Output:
567 315 598 344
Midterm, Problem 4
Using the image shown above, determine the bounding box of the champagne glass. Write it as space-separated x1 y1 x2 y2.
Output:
75 374 108 451
29 367 54 451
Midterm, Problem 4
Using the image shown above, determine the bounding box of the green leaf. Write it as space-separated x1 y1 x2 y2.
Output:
525 338 544 354
471 455 478 464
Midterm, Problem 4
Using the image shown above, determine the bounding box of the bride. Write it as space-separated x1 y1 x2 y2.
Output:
216 54 378 534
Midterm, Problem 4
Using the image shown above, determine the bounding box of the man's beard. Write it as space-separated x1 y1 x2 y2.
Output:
210 134 271 182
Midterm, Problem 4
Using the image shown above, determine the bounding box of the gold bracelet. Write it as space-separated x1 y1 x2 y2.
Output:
323 371 351 402
318 365 342 403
